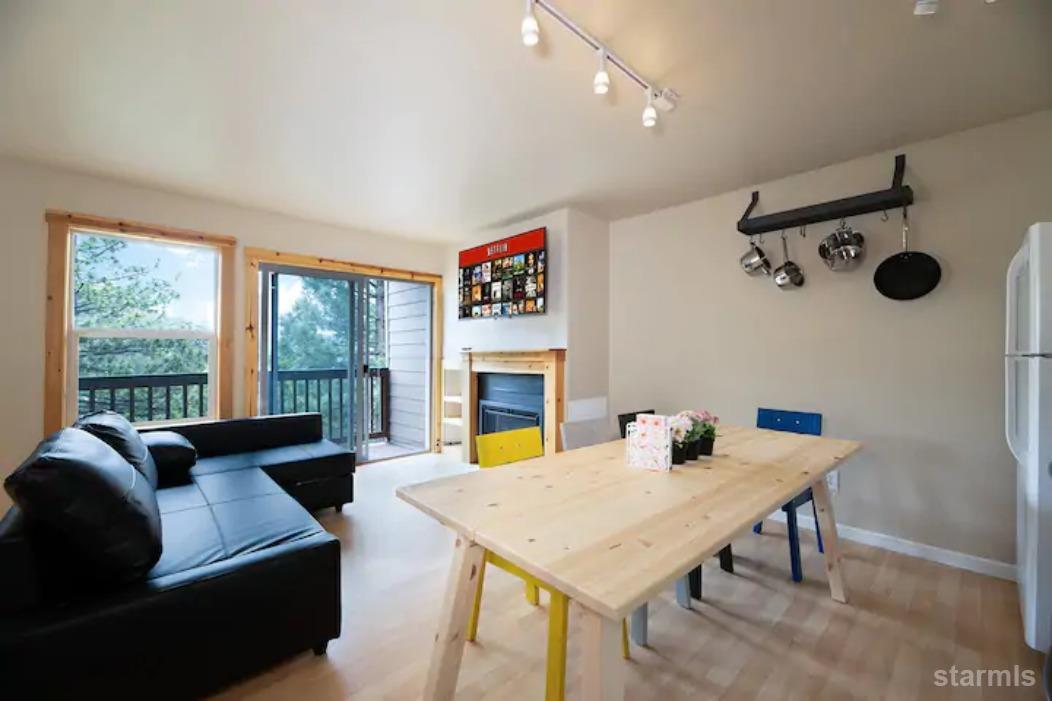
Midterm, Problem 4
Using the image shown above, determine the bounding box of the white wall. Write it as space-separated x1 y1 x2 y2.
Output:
609 110 1052 562
0 157 445 509
442 209 570 358
441 207 612 416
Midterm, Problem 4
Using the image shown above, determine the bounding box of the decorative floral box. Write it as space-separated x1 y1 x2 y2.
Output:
625 413 672 472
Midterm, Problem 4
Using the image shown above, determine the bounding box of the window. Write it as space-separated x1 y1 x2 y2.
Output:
70 232 218 424
44 211 235 432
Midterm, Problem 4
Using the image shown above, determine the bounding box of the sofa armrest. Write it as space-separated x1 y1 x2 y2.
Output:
0 508 39 613
141 413 324 458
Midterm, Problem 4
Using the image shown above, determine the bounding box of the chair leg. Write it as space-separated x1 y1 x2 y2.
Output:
786 504 803 583
525 582 540 606
753 521 763 534
718 544 734 573
621 618 630 659
545 590 569 701
688 565 702 600
630 604 648 647
812 498 824 554
675 575 692 609
466 556 487 642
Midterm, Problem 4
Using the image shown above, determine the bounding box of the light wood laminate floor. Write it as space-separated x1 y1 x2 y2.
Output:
214 450 1045 700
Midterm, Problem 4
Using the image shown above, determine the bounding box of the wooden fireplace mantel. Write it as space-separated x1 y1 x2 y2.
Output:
461 349 566 464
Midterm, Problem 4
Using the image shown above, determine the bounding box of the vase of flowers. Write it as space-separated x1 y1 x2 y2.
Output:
669 413 693 465
678 409 719 458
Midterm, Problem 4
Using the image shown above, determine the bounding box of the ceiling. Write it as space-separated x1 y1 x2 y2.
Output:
1 1 1050 242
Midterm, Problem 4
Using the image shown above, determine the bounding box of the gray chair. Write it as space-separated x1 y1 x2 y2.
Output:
560 418 616 450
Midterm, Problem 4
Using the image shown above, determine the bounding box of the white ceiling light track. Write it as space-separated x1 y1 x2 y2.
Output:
520 0 678 128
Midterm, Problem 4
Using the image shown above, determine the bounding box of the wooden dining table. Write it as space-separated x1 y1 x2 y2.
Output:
397 424 861 700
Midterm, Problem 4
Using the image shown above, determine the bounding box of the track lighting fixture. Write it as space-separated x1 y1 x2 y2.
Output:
913 0 939 15
593 49 610 95
915 0 996 16
521 0 540 46
641 89 657 128
519 0 677 130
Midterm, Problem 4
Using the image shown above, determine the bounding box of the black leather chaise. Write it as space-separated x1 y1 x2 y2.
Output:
0 412 353 700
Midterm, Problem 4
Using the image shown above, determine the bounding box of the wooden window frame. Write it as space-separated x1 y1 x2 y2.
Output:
242 247 444 453
44 210 237 434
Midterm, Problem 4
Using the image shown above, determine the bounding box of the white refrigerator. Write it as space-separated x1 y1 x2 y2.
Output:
1005 222 1052 652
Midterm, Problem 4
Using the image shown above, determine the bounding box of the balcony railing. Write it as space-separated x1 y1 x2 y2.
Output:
78 372 209 423
79 367 390 446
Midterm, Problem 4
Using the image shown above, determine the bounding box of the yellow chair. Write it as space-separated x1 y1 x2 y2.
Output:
468 427 629 701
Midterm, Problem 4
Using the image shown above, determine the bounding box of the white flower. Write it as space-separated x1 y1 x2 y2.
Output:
669 414 693 445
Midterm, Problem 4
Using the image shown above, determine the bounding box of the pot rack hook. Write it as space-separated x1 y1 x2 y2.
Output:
799 225 806 239
880 210 889 222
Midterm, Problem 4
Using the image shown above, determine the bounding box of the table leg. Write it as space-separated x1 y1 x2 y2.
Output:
580 606 625 701
811 478 848 604
674 575 692 609
423 535 486 700
629 603 648 647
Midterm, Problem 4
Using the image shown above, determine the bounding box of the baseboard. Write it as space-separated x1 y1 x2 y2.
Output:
764 510 1016 582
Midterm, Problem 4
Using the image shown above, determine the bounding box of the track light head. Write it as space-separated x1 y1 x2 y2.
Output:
642 89 657 128
522 0 540 46
593 50 610 95
914 0 939 15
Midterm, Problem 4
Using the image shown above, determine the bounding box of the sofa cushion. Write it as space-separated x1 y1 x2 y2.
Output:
211 493 325 557
194 469 284 504
3 428 163 583
262 440 355 485
149 505 226 578
149 474 321 579
75 411 159 488
191 445 309 476
155 483 207 514
141 431 197 486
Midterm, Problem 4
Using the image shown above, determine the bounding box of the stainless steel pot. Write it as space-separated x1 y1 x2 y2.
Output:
818 222 866 271
739 239 771 276
773 233 804 289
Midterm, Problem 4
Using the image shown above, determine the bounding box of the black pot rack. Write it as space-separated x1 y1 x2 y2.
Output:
737 154 914 236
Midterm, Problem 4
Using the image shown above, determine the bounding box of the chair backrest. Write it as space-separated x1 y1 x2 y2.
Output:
476 426 544 468
756 408 822 436
560 418 616 451
617 409 655 439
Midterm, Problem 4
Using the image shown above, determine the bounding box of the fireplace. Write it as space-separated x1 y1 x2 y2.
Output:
477 373 543 436
459 349 566 463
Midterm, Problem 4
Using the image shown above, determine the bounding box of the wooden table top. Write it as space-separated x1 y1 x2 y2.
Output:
397 425 860 620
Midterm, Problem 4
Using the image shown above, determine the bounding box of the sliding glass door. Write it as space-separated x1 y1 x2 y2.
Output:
258 265 374 460
257 264 433 462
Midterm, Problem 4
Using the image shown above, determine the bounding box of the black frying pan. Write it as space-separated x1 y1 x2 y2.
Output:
874 208 941 300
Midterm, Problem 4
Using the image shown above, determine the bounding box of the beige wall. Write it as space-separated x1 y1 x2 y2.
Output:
565 209 611 418
609 110 1052 562
0 157 445 510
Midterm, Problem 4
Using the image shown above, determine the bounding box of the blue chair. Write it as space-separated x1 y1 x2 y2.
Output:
752 408 824 582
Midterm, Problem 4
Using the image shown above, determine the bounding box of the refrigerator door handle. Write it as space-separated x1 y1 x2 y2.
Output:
1006 245 1027 355
1006 357 1026 463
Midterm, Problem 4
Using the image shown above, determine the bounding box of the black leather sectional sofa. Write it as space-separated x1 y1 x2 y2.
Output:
0 412 354 700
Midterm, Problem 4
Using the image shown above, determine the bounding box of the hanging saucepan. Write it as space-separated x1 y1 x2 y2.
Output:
773 231 804 289
874 207 941 300
818 220 866 272
739 236 772 276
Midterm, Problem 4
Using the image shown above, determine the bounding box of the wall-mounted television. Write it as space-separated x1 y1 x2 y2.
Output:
458 227 546 319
